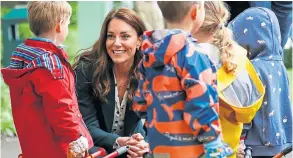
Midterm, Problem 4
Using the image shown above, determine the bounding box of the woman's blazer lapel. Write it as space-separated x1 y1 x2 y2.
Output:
123 101 141 136
100 78 116 132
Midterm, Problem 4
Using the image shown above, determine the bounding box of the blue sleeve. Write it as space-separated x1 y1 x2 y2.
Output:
175 43 221 143
132 61 148 119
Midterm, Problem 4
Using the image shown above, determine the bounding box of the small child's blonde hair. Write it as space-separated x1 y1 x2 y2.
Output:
27 1 72 36
198 1 237 72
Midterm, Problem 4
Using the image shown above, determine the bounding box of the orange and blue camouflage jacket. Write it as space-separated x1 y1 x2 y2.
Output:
133 29 222 158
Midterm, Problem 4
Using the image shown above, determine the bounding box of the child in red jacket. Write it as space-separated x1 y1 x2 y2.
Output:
1 1 93 158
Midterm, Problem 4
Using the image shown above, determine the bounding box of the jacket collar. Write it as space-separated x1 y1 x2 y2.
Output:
25 38 68 61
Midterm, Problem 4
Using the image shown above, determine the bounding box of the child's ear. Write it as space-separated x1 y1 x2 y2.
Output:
56 20 63 33
190 4 198 21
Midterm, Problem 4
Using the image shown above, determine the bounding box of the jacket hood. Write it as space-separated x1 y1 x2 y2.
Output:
1 68 33 89
228 7 283 61
1 37 66 88
141 29 195 68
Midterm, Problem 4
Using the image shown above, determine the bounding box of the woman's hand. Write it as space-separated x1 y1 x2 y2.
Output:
116 136 131 147
126 133 150 158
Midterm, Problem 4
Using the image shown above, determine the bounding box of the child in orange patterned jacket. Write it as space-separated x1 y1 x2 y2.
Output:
132 1 233 158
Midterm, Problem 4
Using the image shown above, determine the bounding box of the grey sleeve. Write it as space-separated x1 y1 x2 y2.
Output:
222 69 260 107
222 69 261 133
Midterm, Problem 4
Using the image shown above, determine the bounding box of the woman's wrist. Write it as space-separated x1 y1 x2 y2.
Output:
113 138 120 149
116 137 130 147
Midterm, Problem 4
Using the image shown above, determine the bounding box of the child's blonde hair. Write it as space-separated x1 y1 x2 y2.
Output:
198 1 237 72
27 1 72 36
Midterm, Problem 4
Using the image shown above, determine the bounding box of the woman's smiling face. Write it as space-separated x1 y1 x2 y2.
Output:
106 18 141 65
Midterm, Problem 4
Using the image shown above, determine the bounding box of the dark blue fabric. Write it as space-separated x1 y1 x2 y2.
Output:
229 7 292 156
249 1 292 48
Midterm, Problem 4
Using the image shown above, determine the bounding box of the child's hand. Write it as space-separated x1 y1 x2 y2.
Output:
68 136 88 158
203 137 234 158
237 140 245 158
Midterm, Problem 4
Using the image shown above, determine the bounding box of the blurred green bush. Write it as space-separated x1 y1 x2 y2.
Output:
284 46 292 68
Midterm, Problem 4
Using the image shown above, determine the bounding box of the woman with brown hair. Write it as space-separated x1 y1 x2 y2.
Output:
73 8 149 158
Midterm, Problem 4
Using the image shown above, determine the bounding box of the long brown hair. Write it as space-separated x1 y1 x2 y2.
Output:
198 1 237 72
73 8 146 103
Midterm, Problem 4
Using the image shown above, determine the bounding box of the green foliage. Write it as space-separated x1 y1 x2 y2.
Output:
64 26 78 64
1 7 15 135
1 77 16 136
68 1 77 27
1 7 11 17
65 1 78 64
113 1 122 9
18 23 33 39
284 47 292 68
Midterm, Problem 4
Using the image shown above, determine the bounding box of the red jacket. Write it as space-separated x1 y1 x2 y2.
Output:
1 38 93 158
